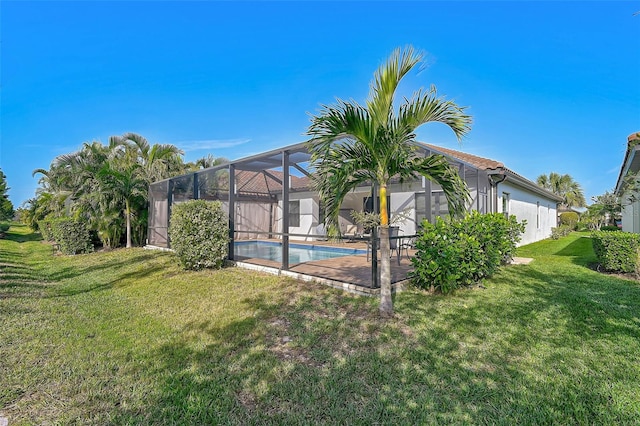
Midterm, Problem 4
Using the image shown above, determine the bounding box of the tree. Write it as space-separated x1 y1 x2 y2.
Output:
97 151 147 248
108 132 185 183
590 191 621 227
307 46 471 316
536 172 586 209
0 168 14 221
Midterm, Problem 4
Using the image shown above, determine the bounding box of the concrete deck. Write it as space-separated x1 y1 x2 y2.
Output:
233 239 415 296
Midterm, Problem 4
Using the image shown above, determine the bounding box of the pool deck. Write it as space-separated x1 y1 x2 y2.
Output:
233 239 415 296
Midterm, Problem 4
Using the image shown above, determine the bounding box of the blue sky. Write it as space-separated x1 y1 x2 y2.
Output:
1 1 639 207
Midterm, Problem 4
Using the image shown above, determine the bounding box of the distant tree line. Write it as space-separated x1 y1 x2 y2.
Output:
19 133 226 248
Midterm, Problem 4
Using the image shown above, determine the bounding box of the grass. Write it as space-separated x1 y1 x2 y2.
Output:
1 225 639 425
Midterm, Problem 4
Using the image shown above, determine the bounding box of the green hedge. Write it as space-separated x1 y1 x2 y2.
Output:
168 200 229 270
38 218 55 242
0 222 9 233
410 212 526 294
591 231 640 273
48 218 94 255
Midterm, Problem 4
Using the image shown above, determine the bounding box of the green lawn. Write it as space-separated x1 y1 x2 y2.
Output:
1 224 639 425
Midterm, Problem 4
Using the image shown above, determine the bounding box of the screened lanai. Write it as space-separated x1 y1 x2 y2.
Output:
147 141 490 290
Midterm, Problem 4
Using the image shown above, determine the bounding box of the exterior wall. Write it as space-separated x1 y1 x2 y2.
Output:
271 178 557 246
621 196 640 233
497 181 558 246
274 191 319 241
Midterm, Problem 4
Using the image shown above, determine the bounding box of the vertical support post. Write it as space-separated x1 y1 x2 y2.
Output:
371 184 379 288
424 177 432 223
459 163 466 213
193 172 199 200
228 164 235 261
167 180 173 248
282 151 290 271
477 169 481 212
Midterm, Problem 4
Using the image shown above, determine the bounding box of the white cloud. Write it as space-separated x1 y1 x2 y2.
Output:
176 138 251 152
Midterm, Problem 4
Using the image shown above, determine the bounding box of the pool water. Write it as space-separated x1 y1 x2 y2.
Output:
235 241 366 263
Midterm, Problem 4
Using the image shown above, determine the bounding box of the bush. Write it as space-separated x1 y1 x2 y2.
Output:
48 217 93 255
600 225 620 232
38 218 56 242
168 200 229 270
550 225 573 240
592 230 640 273
410 212 525 294
559 211 579 229
0 222 9 233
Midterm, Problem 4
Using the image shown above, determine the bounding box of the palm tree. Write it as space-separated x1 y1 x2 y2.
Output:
108 132 185 183
536 172 586 209
307 46 472 316
98 148 147 248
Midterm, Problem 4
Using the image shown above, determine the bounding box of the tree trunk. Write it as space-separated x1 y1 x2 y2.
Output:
379 225 393 315
125 199 132 248
378 184 393 316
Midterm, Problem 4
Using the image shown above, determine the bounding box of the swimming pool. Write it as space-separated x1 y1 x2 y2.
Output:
234 241 366 263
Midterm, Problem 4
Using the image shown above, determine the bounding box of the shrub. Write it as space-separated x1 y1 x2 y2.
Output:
168 200 229 270
0 222 9 233
592 230 640 273
38 218 55 242
49 217 93 255
410 212 525 294
550 225 573 240
559 211 579 229
600 225 620 232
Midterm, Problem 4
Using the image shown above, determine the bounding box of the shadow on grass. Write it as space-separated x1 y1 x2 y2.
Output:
553 235 597 266
1 246 165 299
2 228 43 243
110 276 639 424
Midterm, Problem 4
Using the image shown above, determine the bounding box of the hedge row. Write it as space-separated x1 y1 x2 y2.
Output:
591 230 640 273
410 212 526 294
39 217 93 255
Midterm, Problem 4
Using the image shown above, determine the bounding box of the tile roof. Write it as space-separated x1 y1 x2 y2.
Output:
235 170 310 195
423 144 504 170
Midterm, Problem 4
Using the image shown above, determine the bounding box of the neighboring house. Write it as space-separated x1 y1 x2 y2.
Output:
148 141 561 250
614 132 640 232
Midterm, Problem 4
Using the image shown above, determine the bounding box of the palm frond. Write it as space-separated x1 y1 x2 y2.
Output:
397 86 471 141
410 154 470 217
367 45 423 127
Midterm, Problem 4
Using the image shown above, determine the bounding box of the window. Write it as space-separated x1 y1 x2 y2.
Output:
502 192 510 218
289 200 300 227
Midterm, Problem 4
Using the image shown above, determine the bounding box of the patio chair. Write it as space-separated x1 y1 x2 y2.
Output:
366 226 401 265
399 235 417 260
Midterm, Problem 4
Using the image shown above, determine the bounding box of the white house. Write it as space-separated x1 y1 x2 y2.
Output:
148 141 561 249
615 132 640 232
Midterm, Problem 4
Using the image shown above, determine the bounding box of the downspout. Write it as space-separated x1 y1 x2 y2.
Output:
488 169 507 213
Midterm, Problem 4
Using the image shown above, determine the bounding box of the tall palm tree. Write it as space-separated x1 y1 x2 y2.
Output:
307 46 472 316
98 148 147 248
536 172 586 209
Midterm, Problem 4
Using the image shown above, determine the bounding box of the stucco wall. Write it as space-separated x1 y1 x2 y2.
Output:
621 196 640 233
274 191 319 241
497 181 558 246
